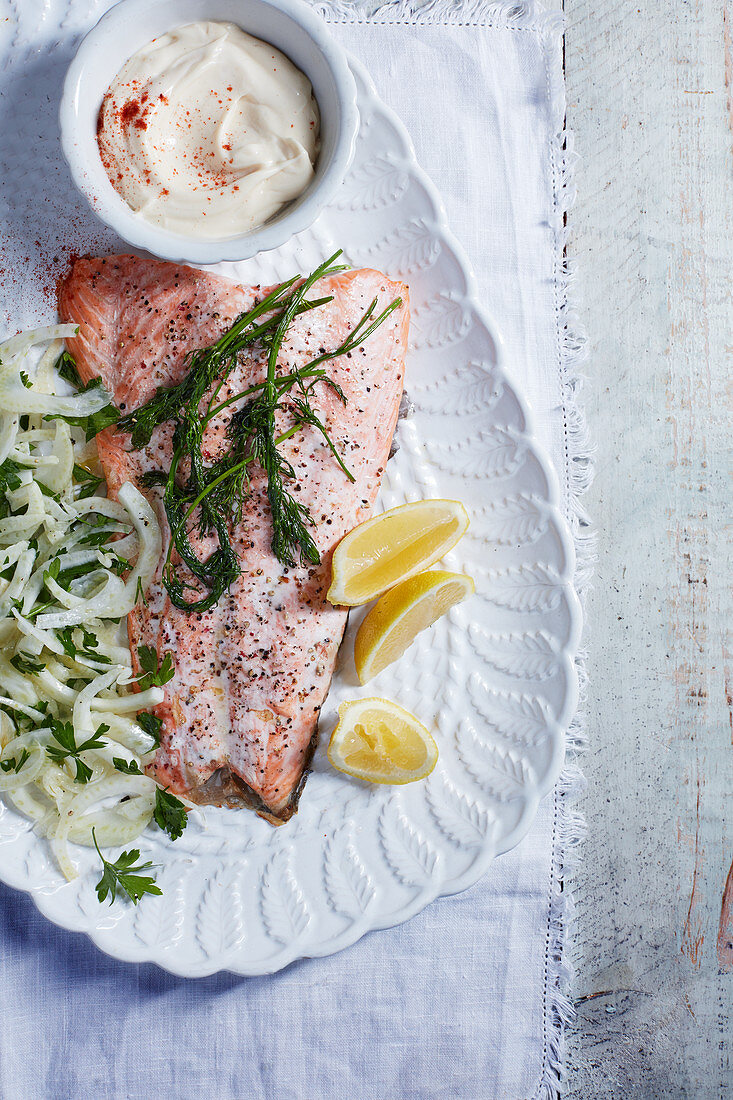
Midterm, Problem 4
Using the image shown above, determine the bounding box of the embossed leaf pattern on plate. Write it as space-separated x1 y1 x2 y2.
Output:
0 46 580 976
468 626 559 680
134 868 185 951
363 219 441 276
324 828 376 918
379 800 439 888
468 494 550 546
476 563 568 613
457 720 538 802
261 852 311 945
412 361 503 416
196 865 245 956
334 153 409 211
427 775 495 847
410 292 472 349
424 426 527 480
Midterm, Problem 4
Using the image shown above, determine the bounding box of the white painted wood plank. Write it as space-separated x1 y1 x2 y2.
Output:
563 0 733 1094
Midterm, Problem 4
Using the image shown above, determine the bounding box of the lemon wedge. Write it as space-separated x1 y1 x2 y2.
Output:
327 698 438 784
354 570 475 683
327 499 469 606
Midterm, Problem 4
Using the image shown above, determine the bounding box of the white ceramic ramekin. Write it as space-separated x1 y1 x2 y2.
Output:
59 0 358 264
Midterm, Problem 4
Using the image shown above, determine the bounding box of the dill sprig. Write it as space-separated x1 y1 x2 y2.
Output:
240 254 352 567
118 251 402 612
117 276 336 449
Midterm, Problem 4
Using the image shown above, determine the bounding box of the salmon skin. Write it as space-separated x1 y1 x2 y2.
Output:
58 255 409 821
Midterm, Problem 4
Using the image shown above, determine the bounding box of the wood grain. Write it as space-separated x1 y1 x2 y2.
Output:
563 0 733 1094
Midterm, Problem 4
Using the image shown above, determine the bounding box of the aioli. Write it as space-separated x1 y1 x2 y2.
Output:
97 21 320 239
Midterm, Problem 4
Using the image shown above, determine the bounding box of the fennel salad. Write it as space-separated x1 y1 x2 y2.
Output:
0 324 187 905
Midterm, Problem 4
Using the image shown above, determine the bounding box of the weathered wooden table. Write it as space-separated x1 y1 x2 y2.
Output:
560 0 732 1094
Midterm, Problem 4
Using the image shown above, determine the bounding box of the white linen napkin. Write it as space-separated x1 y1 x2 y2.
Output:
0 2 587 1098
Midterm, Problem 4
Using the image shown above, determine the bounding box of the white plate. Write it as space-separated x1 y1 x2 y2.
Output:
0 56 581 976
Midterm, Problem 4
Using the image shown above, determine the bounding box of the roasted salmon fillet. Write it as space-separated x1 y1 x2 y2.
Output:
58 255 408 820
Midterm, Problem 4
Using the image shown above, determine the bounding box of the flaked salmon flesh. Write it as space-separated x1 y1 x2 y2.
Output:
57 255 409 820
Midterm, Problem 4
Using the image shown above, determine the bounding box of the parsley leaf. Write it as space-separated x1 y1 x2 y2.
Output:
0 748 30 773
112 757 142 775
44 558 61 585
110 554 131 577
56 627 77 658
36 480 61 502
45 719 109 783
81 626 101 652
136 646 175 690
72 463 105 499
55 350 82 388
154 787 188 841
0 458 24 494
92 829 161 905
77 528 121 549
136 711 163 748
56 625 112 665
10 653 44 675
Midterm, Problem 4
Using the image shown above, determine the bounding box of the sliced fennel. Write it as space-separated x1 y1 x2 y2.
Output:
0 325 181 889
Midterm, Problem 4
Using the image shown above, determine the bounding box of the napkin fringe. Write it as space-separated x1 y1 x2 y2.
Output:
535 9 593 1099
521 4 589 1095
554 126 595 589
312 0 563 29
